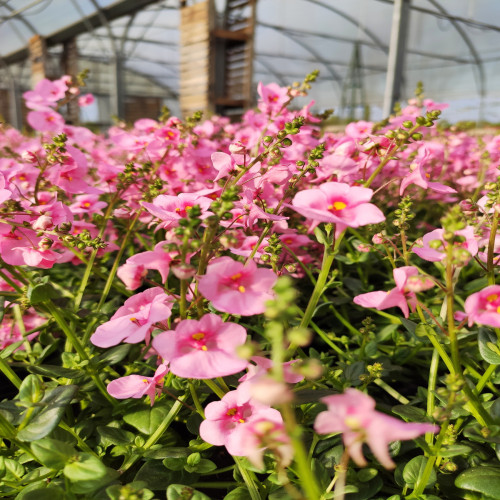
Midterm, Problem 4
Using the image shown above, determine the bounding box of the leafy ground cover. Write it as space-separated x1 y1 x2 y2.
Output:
0 73 500 499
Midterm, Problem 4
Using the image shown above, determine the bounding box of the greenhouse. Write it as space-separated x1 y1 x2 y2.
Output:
2 1 500 499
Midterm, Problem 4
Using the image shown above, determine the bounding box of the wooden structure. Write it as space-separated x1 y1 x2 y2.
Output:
28 35 49 87
179 0 256 118
179 0 216 117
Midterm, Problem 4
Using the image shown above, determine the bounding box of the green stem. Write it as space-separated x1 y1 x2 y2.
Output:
426 349 439 445
233 456 263 500
300 231 344 330
73 195 119 311
188 382 205 417
96 209 143 312
203 378 227 398
373 378 409 404
411 423 448 498
120 393 188 473
282 404 320 499
0 357 21 387
487 211 499 285
0 269 24 293
42 300 116 406
476 363 497 394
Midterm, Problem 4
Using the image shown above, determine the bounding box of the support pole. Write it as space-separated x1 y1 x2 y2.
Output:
61 38 80 125
382 0 411 117
111 54 125 120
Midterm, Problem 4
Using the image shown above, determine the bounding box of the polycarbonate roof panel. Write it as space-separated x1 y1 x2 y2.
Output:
1 0 500 122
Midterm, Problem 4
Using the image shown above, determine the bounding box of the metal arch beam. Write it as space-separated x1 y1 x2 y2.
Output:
302 0 388 54
375 0 500 33
257 22 343 94
257 22 472 65
0 0 40 33
253 56 288 86
426 0 486 102
2 0 163 65
257 51 386 73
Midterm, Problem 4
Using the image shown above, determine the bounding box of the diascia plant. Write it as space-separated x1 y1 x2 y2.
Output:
1 72 500 500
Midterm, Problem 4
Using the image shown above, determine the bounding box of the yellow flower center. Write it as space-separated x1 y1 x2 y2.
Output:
328 201 347 211
238 285 246 293
226 408 237 416
487 294 498 303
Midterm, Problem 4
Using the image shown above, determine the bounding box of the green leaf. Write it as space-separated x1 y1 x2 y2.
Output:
311 458 331 490
455 467 500 499
1 458 24 481
94 344 131 366
478 328 500 365
31 437 76 469
439 444 474 457
17 385 78 442
345 477 381 500
97 425 134 446
27 365 83 379
224 487 252 500
166 484 211 500
64 452 118 494
123 402 173 434
314 227 328 245
402 456 436 489
357 468 378 482
392 405 427 422
64 453 107 482
400 318 417 335
190 458 217 474
143 446 191 459
17 487 65 500
0 340 24 359
163 457 187 471
343 361 365 385
134 462 174 489
18 374 44 404
106 482 155 500
27 282 59 304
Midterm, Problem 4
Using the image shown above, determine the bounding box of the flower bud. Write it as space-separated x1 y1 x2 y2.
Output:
229 141 246 155
171 264 196 280
249 377 293 406
32 215 53 231
38 237 53 250
287 326 312 346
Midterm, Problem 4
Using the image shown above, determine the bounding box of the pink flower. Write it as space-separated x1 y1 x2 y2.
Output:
257 82 289 114
413 227 478 265
90 287 173 348
314 389 437 468
199 388 283 456
0 173 12 205
464 285 500 328
237 416 293 469
290 182 385 236
353 266 434 318
27 110 65 132
238 356 304 402
198 257 277 315
400 148 456 196
78 94 95 107
107 364 168 406
142 193 213 230
211 152 235 181
152 313 248 379
23 78 67 110
117 241 178 290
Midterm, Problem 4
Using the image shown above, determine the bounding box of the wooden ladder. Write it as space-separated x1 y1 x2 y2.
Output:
213 0 256 117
